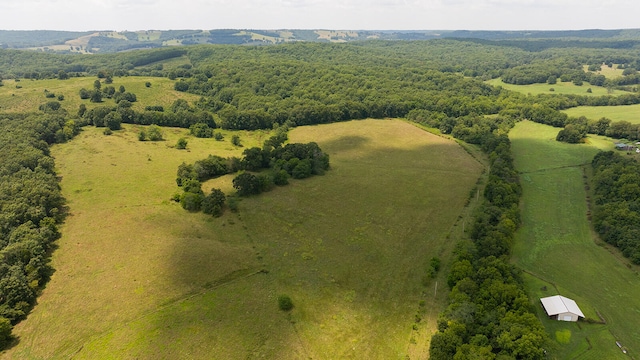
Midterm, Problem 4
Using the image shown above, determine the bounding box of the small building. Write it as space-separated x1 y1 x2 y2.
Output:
540 295 584 322
615 143 631 151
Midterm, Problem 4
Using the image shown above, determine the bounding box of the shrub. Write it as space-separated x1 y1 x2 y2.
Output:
190 123 214 138
231 134 242 146
227 196 239 212
202 188 226 217
180 192 203 212
147 125 163 141
138 130 147 141
145 82 151 88
176 138 188 149
278 295 293 311
214 132 224 141
0 317 12 348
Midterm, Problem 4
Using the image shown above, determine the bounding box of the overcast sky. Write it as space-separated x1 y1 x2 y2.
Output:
1 0 638 31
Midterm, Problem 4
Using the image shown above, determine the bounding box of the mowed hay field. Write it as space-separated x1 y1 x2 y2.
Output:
563 104 640 124
510 121 640 359
5 119 483 359
0 77 200 114
486 78 623 96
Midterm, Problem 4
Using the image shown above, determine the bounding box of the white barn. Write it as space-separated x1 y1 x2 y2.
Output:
540 295 584 322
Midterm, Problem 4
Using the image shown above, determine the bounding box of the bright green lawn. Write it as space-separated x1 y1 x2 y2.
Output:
6 119 483 359
563 104 640 124
486 78 622 96
510 120 639 359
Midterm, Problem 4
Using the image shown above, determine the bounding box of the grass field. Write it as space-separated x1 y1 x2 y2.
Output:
486 78 623 96
4 119 483 359
583 64 625 79
0 77 200 114
510 120 640 359
563 104 640 124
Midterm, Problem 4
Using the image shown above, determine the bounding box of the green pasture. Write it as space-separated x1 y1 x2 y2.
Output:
583 64 625 79
563 104 640 124
510 120 640 359
0 77 200 114
6 119 483 359
486 78 621 96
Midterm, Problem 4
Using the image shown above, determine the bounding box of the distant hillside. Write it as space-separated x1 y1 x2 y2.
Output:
2 29 640 53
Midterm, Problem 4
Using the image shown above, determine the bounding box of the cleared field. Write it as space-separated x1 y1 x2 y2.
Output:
486 78 622 96
510 120 640 359
583 64 625 79
563 104 640 123
5 119 483 359
0 77 200 114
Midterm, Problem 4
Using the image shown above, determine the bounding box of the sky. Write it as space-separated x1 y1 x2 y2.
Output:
1 0 639 31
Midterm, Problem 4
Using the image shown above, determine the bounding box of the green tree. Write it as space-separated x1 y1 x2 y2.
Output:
78 104 87 117
231 134 242 147
190 123 213 138
233 172 261 196
202 188 226 216
278 295 293 311
90 90 103 103
180 192 203 212
176 138 188 149
104 112 122 131
147 125 163 141
0 317 13 349
93 79 101 90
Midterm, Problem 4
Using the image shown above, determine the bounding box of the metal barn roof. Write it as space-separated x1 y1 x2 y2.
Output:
540 295 585 318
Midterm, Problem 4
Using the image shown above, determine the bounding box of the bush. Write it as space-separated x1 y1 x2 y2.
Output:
214 132 224 141
147 125 163 141
231 134 242 146
190 123 213 138
138 130 147 141
180 192 203 212
202 188 226 217
227 196 239 212
278 295 294 311
176 138 188 149
0 317 12 349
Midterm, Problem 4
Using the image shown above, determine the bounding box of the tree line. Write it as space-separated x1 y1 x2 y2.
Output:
429 130 547 359
0 113 79 347
591 151 640 264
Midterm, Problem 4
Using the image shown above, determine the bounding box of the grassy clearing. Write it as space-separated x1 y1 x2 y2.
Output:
486 78 621 96
563 104 640 123
583 64 625 79
510 120 640 359
0 77 200 114
6 119 483 359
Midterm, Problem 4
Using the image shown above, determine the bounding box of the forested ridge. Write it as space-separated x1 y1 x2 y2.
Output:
1 37 640 355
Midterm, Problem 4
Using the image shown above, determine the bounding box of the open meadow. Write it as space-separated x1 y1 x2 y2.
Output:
486 78 622 96
4 119 483 359
562 103 640 124
0 76 200 114
510 120 640 359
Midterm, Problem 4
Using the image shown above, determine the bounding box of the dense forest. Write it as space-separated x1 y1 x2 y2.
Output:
1 35 640 355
